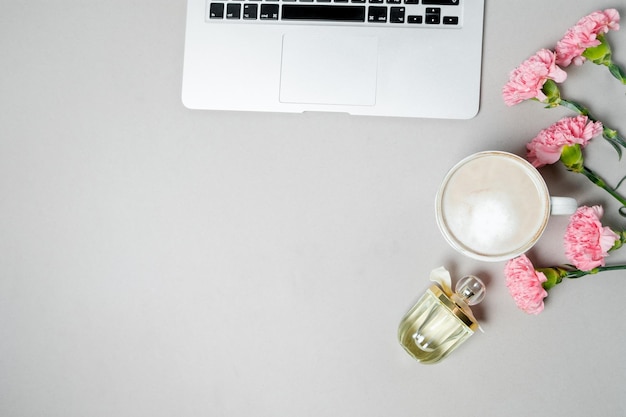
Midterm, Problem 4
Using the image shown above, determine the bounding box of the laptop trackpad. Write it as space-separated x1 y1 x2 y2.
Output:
279 33 378 106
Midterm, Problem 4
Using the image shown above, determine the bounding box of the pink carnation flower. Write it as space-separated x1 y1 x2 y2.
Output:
555 9 621 67
564 205 619 271
504 255 548 315
526 115 603 168
502 49 568 106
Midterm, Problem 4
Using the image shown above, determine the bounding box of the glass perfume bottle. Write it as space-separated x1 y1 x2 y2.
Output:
398 267 485 364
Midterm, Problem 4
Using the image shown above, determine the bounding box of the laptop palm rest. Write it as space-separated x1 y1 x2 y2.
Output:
279 33 378 106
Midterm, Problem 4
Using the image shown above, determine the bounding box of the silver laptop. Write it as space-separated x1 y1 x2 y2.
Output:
182 0 484 119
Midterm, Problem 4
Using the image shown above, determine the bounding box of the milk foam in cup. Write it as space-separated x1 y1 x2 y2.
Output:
435 151 577 262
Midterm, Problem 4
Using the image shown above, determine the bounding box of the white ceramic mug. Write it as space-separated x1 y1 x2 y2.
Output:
435 151 577 262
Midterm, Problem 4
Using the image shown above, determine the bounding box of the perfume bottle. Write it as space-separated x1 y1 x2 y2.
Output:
398 267 485 364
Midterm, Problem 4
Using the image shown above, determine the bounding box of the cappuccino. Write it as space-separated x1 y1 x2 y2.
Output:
436 152 550 261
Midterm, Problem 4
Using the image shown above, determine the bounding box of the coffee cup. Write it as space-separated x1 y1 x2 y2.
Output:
435 151 577 262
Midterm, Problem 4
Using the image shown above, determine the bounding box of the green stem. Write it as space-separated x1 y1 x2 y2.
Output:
559 99 626 157
565 264 626 279
580 166 626 208
542 263 626 289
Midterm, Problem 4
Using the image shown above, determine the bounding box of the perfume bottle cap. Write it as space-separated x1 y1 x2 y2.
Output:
455 275 486 306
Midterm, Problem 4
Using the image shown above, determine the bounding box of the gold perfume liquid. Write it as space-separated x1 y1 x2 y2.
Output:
398 274 485 364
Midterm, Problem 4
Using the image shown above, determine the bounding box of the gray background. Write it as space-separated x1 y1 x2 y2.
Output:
1 1 625 416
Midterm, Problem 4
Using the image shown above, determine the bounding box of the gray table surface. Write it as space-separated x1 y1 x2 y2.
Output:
1 1 625 416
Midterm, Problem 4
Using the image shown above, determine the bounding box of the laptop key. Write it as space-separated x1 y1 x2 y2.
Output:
281 5 366 21
422 0 459 4
209 3 225 18
260 4 279 19
367 6 387 22
243 3 258 18
425 7 440 24
226 3 241 19
390 6 405 23
443 15 458 25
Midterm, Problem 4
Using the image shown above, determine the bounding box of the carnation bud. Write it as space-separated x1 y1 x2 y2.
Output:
541 79 561 107
582 33 612 65
610 231 626 252
538 267 565 290
560 144 584 172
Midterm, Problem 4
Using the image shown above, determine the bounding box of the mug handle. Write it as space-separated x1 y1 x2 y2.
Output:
550 196 577 215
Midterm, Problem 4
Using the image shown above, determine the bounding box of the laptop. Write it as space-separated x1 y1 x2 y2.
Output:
182 0 484 119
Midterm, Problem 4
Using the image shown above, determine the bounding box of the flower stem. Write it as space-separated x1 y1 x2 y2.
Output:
580 165 626 209
541 263 626 289
559 99 626 157
565 264 626 279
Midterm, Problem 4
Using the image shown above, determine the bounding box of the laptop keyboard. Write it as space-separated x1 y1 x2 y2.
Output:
206 0 462 26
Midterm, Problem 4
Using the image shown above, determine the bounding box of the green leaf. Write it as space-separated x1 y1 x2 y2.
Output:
559 99 588 116
615 134 626 149
608 63 626 84
603 135 623 160
602 127 626 160
603 127 626 147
